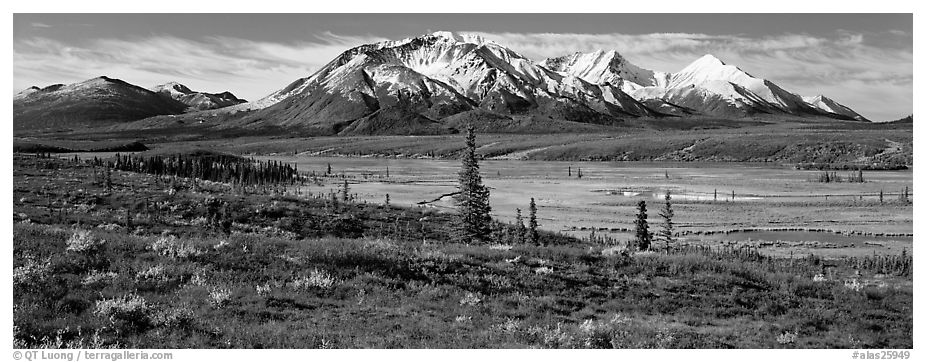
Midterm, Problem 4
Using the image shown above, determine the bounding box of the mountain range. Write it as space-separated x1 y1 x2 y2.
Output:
151 82 247 111
13 77 250 130
13 31 871 133
13 76 188 130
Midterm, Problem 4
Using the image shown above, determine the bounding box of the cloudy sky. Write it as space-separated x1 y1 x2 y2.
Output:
13 14 912 121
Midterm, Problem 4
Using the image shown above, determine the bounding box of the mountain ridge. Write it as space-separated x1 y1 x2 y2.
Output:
231 31 869 133
13 76 188 130
151 81 247 111
13 31 874 133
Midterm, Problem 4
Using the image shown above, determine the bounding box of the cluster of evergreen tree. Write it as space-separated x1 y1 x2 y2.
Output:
813 169 865 183
633 191 675 252
89 153 300 186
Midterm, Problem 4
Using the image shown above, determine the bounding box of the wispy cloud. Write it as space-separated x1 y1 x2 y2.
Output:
469 31 912 120
13 30 911 121
13 33 386 101
30 22 52 28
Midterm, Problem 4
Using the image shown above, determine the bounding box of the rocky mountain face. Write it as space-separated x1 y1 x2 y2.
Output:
13 76 188 130
151 82 247 111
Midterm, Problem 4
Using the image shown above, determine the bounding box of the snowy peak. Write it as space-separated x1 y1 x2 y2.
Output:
670 54 757 89
427 31 491 45
151 81 246 111
802 95 868 121
542 50 625 83
654 55 829 115
152 82 194 95
542 50 669 92
692 54 726 66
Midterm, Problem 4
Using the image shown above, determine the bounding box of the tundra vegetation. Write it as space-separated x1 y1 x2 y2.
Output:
12 143 912 348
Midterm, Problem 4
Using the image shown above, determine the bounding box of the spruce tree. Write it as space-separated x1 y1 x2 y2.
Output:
634 200 651 251
104 166 113 191
515 208 525 244
658 190 675 252
341 180 350 201
528 198 539 246
454 125 492 244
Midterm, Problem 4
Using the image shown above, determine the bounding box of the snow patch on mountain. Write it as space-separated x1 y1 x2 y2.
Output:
151 81 246 111
803 95 868 121
542 50 670 93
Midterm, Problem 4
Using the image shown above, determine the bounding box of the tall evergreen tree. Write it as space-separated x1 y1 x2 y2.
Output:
341 180 350 201
658 190 675 252
515 208 525 244
634 200 652 251
528 198 539 246
454 125 492 244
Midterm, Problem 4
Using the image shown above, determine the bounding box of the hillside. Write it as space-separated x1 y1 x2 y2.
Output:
14 77 187 131
151 82 247 111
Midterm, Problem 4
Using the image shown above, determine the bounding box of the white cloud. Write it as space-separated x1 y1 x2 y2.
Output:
30 22 52 28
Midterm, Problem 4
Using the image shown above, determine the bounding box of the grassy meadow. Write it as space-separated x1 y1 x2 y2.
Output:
12 154 912 348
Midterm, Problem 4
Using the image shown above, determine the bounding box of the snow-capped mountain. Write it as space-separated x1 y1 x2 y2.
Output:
14 76 187 130
235 32 866 134
14 31 870 133
237 31 659 133
152 82 247 111
802 95 869 121
541 50 670 93
550 51 864 120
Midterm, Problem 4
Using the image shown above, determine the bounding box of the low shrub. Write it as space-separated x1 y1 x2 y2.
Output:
66 230 105 254
208 287 232 308
149 235 202 260
93 294 152 330
81 270 119 287
291 269 337 291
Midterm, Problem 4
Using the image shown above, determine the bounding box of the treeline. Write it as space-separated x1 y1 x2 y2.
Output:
796 162 908 171
88 153 301 187
811 169 865 183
